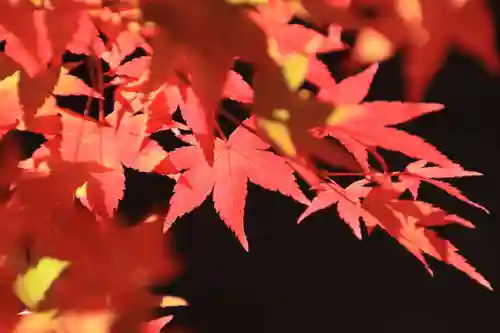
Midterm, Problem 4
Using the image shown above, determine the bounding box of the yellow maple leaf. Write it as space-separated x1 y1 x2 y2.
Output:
14 257 70 309
160 295 188 308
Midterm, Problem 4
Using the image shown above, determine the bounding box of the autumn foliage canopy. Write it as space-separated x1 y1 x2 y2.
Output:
0 0 497 332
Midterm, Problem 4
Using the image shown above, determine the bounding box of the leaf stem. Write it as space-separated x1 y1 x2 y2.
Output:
214 120 228 142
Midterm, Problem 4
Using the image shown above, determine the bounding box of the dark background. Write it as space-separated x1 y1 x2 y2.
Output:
145 7 499 333
159 59 500 333
132 7 500 333
6 3 500 333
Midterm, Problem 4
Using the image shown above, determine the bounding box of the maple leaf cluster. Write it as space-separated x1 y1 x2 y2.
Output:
0 0 497 331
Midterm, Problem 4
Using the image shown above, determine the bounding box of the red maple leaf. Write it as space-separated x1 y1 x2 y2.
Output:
66 14 106 57
0 69 22 138
316 63 460 171
114 49 253 160
255 0 306 23
34 214 179 315
0 202 25 333
302 0 498 100
251 6 345 87
0 0 95 77
299 175 491 289
298 179 371 239
43 0 91 67
0 65 101 137
100 31 150 72
399 159 483 199
0 0 494 309
394 0 498 100
138 0 312 167
163 118 310 250
175 81 252 163
362 181 491 289
141 316 174 333
56 110 167 218
0 1 42 76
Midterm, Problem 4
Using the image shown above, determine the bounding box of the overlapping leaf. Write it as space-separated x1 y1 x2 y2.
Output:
316 63 459 170
60 109 168 217
299 171 491 288
301 0 498 100
0 1 495 326
164 118 309 250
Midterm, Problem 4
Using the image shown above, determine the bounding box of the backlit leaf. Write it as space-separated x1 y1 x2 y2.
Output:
14 257 70 309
